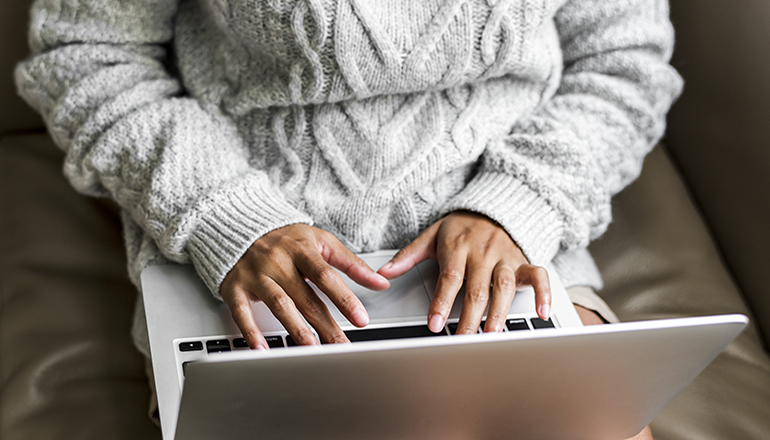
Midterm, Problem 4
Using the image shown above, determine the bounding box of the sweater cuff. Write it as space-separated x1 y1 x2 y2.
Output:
440 172 564 266
186 172 313 298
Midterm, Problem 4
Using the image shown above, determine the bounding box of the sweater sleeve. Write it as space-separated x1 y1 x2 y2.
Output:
441 0 683 265
15 0 313 296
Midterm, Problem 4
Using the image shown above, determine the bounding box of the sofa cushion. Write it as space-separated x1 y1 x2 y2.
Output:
0 134 160 440
1 133 769 439
590 146 770 439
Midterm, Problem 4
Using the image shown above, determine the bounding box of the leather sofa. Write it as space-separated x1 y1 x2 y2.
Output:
2 1 769 439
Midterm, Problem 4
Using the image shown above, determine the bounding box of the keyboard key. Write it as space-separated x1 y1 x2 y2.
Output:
285 333 320 346
530 318 556 329
232 338 248 348
206 339 231 353
182 361 194 376
265 335 285 348
505 318 530 331
344 325 445 342
179 341 203 352
448 323 482 335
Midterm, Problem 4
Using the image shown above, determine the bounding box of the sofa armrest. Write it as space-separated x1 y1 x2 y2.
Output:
666 0 770 348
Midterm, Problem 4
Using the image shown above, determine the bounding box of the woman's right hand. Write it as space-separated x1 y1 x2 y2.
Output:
220 224 391 349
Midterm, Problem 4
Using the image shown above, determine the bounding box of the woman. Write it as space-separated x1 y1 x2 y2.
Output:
16 0 681 437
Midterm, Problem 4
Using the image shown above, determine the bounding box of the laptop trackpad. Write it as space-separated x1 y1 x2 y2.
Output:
309 253 432 323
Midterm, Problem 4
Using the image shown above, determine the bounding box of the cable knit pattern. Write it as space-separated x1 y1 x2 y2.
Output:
16 0 681 355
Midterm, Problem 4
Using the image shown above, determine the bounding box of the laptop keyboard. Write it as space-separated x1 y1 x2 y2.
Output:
174 316 558 381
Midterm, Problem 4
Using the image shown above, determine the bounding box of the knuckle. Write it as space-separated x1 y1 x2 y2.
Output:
335 293 357 312
327 331 349 344
440 268 464 286
256 240 282 260
314 265 338 284
487 311 506 325
295 237 317 253
221 270 247 295
268 294 295 313
277 235 302 254
299 295 325 319
467 287 490 303
249 239 271 255
456 324 478 334
394 246 413 260
431 296 454 315
240 325 260 340
454 231 470 246
496 276 516 292
232 303 252 319
480 237 495 255
295 328 316 344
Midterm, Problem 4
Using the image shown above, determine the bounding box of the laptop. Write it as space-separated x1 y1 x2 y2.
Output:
141 250 747 440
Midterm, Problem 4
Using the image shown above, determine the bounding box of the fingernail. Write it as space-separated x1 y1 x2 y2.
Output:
255 342 268 351
429 314 444 333
375 273 389 283
380 261 394 272
539 303 551 320
352 308 369 327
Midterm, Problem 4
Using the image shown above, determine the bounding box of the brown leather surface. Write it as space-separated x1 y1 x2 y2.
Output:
3 0 769 437
0 0 44 135
666 0 770 348
0 134 161 440
590 146 770 439
1 134 769 438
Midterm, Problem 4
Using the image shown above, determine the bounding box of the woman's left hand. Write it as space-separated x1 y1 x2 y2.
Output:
377 211 551 334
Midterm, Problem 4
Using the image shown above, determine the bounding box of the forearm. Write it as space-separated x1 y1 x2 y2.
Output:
443 0 682 265
15 0 312 295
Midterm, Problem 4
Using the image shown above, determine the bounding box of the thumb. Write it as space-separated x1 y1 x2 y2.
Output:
378 221 440 279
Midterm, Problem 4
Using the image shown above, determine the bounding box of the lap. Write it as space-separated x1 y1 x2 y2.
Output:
566 285 619 324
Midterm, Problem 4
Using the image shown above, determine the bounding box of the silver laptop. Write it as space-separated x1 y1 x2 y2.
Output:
141 250 747 440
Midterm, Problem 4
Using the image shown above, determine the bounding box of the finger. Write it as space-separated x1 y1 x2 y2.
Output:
427 242 467 333
484 262 517 333
221 285 270 350
260 277 320 346
296 250 370 328
456 259 494 334
316 230 390 291
280 269 350 344
516 264 552 320
377 221 440 279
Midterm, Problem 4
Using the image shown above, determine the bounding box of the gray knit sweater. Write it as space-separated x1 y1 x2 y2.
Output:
16 0 682 356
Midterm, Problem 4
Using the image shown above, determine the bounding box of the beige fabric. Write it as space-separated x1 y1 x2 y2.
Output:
566 286 620 324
